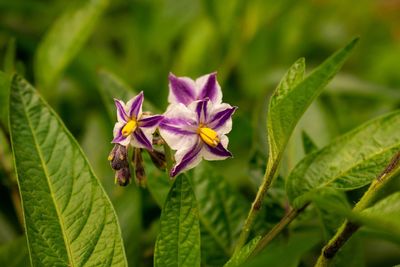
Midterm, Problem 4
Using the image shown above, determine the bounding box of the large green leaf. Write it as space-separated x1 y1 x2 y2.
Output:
267 38 358 162
286 110 400 207
154 175 200 267
0 237 29 267
35 0 108 89
191 164 248 265
9 75 127 266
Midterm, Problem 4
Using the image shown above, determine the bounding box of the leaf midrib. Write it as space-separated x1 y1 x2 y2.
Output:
17 89 75 266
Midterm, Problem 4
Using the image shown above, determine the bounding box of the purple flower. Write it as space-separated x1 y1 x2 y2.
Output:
168 72 222 106
112 92 163 150
159 99 236 177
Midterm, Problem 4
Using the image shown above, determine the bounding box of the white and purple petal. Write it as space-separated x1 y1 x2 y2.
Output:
168 73 197 105
207 104 237 134
114 99 128 122
139 115 164 128
126 91 144 118
131 128 153 151
112 121 131 146
170 142 203 177
159 103 198 150
202 135 232 160
196 72 222 104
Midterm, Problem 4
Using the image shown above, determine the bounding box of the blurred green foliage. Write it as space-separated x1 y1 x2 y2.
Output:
0 0 400 266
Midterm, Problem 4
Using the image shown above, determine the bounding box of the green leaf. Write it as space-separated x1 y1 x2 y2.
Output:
191 163 248 265
9 75 127 266
224 236 261 267
154 175 201 267
286 110 400 207
0 71 10 132
35 0 108 89
267 38 358 162
4 38 16 74
301 130 318 155
0 237 29 267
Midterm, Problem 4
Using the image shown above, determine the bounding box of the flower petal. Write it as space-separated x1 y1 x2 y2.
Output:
168 73 196 105
207 104 237 133
196 72 222 104
188 99 211 123
114 99 128 122
126 91 144 118
170 141 203 177
159 104 198 150
112 122 131 146
139 115 164 128
131 128 153 150
202 135 232 160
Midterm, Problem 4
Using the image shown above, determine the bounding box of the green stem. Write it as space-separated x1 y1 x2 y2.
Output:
250 204 309 257
315 151 400 267
234 156 280 254
163 142 173 176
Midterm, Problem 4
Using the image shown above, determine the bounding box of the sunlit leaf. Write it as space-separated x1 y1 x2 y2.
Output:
154 175 200 267
9 75 127 266
35 0 108 89
286 110 400 207
267 38 358 163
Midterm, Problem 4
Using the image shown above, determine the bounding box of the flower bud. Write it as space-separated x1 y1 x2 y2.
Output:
147 149 167 171
133 148 146 187
108 144 128 170
115 167 131 186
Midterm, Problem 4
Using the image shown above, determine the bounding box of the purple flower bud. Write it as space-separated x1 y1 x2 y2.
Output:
115 167 131 186
147 149 167 171
133 148 146 187
108 144 129 170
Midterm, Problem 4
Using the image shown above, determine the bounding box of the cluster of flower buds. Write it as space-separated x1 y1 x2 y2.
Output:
108 72 237 186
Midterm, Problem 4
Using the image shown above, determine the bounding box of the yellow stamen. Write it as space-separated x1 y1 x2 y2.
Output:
122 119 137 137
198 126 220 147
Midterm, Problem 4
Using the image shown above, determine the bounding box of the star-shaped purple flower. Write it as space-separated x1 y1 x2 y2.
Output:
112 92 163 150
159 99 237 177
168 72 222 106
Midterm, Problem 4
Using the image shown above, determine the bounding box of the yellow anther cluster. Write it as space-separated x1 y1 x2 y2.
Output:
122 119 137 137
198 126 219 147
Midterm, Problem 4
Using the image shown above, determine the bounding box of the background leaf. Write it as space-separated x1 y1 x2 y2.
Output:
267 38 358 161
154 175 200 267
35 0 108 89
9 75 127 266
286 110 400 207
0 71 10 132
191 163 248 266
0 236 29 267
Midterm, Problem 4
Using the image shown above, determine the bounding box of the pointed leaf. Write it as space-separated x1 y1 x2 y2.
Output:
267 38 358 161
191 163 248 265
9 75 127 266
35 0 108 89
154 175 200 267
286 110 400 207
301 130 318 155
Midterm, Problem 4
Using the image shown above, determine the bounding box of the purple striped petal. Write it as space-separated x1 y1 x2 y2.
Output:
112 126 130 146
208 106 237 130
205 142 232 158
170 142 202 177
159 118 197 135
195 99 209 123
133 128 153 150
168 73 196 105
198 72 218 101
114 99 128 122
139 115 164 128
128 91 144 118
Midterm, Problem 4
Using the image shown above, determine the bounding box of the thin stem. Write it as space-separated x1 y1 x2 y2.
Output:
315 151 400 267
250 203 309 257
234 156 281 254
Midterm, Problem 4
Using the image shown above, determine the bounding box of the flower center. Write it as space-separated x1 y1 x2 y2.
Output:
198 126 219 147
122 119 137 137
